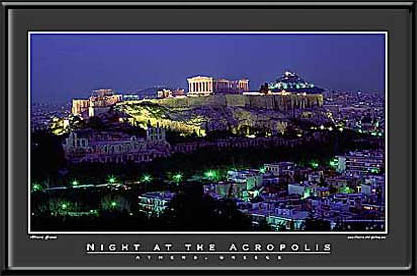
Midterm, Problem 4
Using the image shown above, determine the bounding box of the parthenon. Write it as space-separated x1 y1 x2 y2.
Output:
187 76 249 96
187 76 214 96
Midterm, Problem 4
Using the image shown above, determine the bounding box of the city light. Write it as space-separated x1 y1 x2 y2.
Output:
341 186 353 194
61 203 68 209
32 183 42 192
310 161 319 169
172 173 183 183
259 167 266 174
72 180 79 186
108 176 116 184
111 201 117 207
204 170 216 179
142 174 152 183
89 209 99 216
329 158 338 168
303 188 311 199
370 168 379 174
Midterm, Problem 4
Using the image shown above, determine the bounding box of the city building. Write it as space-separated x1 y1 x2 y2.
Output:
227 169 263 190
323 91 384 135
71 89 123 118
325 175 353 189
288 183 308 197
250 207 309 231
308 171 324 184
138 191 175 217
264 162 296 180
361 175 385 199
187 76 249 96
288 182 330 199
336 150 384 175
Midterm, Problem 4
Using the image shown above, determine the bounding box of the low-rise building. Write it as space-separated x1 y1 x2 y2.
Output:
288 183 308 197
264 162 296 180
138 191 175 216
250 207 309 231
361 175 385 199
336 150 384 175
227 169 263 190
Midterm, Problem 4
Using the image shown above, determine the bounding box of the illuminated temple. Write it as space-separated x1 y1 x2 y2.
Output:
187 76 249 96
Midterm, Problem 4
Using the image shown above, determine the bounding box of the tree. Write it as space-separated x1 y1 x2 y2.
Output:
253 218 274 231
160 183 252 231
259 82 270 94
31 130 66 186
87 116 105 130
303 213 331 231
101 194 131 213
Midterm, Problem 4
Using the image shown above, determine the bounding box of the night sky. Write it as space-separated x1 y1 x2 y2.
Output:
30 33 385 103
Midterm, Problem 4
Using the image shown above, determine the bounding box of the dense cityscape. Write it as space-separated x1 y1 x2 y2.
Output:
30 70 386 232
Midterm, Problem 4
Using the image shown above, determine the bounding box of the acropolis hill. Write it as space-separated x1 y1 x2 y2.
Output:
115 93 325 138
71 72 327 137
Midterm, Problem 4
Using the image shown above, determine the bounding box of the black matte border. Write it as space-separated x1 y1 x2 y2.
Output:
1 1 416 276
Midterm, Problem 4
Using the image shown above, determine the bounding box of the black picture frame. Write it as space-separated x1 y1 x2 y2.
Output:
0 1 415 275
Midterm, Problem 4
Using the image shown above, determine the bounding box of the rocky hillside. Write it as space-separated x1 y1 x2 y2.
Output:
114 100 292 137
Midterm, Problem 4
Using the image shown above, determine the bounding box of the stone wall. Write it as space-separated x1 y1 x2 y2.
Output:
154 94 323 111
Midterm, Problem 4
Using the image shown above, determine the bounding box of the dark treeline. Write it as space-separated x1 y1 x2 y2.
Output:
31 130 67 184
31 183 273 232
31 128 381 187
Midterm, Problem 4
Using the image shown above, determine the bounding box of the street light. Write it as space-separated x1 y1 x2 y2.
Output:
310 161 319 169
172 173 183 183
329 159 338 168
108 176 116 184
204 170 216 179
72 180 79 186
32 183 42 192
142 174 152 183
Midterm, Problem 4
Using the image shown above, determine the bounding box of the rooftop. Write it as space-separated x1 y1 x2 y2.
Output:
139 191 176 201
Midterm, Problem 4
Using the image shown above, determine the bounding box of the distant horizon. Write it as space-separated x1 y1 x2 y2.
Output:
30 33 386 103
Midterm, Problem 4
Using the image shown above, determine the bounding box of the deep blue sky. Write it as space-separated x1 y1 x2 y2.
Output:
30 33 385 103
